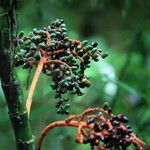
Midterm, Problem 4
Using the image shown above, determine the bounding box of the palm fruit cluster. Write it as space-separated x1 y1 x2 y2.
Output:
14 19 108 115
37 107 144 150
76 107 144 150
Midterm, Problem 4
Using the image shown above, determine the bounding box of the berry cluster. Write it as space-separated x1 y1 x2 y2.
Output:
37 107 144 150
14 19 108 114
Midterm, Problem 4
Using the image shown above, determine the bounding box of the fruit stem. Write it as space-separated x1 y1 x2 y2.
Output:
26 57 46 116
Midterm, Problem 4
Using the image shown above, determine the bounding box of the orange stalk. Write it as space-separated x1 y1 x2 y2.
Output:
37 120 92 150
26 57 47 116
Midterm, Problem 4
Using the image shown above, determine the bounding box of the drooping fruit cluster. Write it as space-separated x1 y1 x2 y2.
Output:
14 19 108 114
37 107 144 150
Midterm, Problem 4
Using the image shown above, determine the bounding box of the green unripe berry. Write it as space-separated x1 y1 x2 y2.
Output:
30 43 37 50
65 50 70 55
50 82 57 89
64 37 69 40
46 70 51 76
92 54 99 61
19 31 24 38
86 46 93 51
57 109 61 114
28 57 34 61
59 98 64 102
39 42 46 48
77 45 81 49
49 42 55 48
82 78 87 83
56 31 61 37
23 63 30 69
65 71 70 75
92 42 98 47
83 54 90 61
59 79 65 85
78 50 85 57
64 103 70 109
29 32 34 36
50 29 55 33
63 32 67 37
19 39 24 44
97 49 102 52
91 48 97 54
66 77 71 81
47 26 51 31
17 52 23 57
71 76 77 81
54 69 61 75
82 40 88 46
61 27 67 32
25 52 32 58
20 49 26 54
102 53 108 59
14 55 19 60
31 36 40 42
64 110 69 115
38 29 45 35
33 28 38 34
61 23 66 28
63 82 69 87
25 40 31 45
103 102 109 110
34 52 40 60
51 33 56 38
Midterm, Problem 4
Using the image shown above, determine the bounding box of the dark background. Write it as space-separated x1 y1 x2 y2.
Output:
0 0 150 149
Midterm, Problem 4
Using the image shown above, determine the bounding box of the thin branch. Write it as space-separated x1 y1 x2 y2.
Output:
26 57 46 115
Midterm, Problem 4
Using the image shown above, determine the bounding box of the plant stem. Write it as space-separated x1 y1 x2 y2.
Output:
26 57 46 116
0 1 34 149
37 120 79 150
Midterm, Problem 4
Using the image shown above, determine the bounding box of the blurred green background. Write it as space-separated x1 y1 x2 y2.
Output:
0 0 150 149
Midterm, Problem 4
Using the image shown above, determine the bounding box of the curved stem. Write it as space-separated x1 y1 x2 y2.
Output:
37 120 76 150
45 60 73 75
37 120 91 150
26 57 46 116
